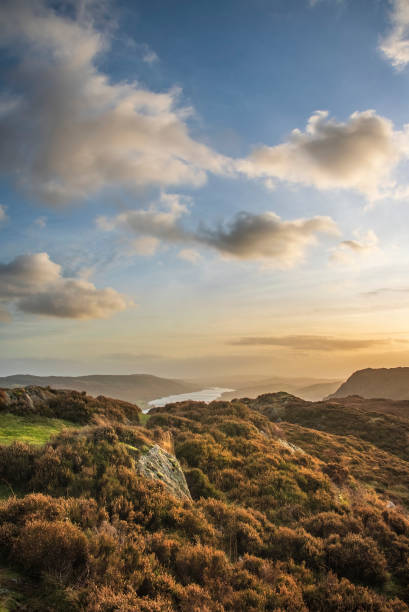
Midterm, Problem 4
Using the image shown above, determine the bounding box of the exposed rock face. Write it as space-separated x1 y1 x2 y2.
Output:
277 438 305 454
137 444 192 502
0 386 57 411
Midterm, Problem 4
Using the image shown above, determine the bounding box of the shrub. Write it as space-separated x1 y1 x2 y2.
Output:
12 519 89 581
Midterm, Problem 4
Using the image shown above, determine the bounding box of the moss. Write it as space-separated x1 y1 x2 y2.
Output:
0 413 75 446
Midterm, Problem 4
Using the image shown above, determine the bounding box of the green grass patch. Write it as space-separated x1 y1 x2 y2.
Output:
0 413 75 446
139 412 151 425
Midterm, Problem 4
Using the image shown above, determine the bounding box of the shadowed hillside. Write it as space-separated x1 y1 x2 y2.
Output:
331 367 409 400
0 374 200 404
221 377 341 402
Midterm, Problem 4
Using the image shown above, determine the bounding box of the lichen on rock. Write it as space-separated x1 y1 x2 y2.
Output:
137 444 192 502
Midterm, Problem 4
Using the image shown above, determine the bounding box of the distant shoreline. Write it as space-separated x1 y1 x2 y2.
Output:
147 387 234 412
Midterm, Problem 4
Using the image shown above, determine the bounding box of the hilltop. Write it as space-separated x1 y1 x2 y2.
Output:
221 376 341 402
0 373 200 404
331 367 409 400
0 387 409 609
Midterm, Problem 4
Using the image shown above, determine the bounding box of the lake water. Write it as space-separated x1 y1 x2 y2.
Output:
147 387 234 412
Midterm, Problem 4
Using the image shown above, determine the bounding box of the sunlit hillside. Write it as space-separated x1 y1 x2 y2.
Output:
1 387 409 610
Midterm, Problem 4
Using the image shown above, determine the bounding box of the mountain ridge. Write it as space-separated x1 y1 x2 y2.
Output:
330 367 409 400
0 373 200 404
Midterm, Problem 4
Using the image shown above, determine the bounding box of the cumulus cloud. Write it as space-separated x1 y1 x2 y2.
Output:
0 0 229 204
18 278 130 319
0 253 61 298
379 0 409 69
97 193 190 243
238 110 406 201
99 195 339 267
195 212 339 265
0 252 131 320
330 230 379 265
230 335 394 351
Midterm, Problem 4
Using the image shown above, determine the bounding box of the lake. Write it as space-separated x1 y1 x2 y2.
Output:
147 387 234 412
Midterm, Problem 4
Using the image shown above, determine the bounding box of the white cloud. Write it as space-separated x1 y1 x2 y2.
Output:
0 252 131 320
99 195 339 267
18 278 130 320
0 205 7 224
142 46 159 65
34 216 47 228
0 0 230 205
237 110 406 201
379 0 409 69
132 237 160 256
330 229 379 265
178 249 201 263
97 193 191 242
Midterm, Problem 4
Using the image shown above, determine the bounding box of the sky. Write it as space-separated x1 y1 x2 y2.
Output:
2 0 409 381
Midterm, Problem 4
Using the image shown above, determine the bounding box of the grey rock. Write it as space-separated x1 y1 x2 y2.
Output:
137 444 192 502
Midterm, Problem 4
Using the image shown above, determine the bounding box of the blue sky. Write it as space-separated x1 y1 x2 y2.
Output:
2 0 409 380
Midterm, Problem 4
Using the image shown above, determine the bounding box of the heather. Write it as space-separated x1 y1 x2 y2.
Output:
0 389 408 610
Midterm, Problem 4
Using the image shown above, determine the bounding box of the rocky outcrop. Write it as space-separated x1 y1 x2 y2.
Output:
0 386 56 411
137 444 192 502
277 438 305 454
0 386 141 425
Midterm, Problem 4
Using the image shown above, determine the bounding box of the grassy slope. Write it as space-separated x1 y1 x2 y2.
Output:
0 413 74 446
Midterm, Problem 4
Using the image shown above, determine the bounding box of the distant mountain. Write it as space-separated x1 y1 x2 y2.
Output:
221 376 340 402
330 367 409 400
0 373 201 404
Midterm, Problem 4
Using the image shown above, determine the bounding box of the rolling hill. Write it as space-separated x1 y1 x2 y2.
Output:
221 376 341 402
0 373 201 404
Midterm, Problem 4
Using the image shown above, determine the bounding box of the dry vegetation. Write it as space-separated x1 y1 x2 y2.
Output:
0 389 408 610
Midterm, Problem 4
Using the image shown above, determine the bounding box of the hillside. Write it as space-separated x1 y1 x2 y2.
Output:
331 367 409 400
0 388 409 609
245 391 409 462
221 377 341 402
0 373 200 404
